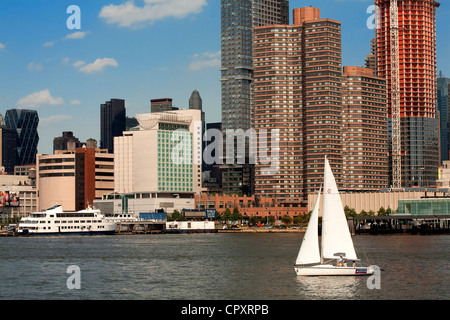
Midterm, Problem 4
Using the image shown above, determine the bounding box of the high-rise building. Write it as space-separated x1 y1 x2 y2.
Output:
100 99 126 153
375 0 440 187
253 6 342 201
36 147 114 211
342 66 388 190
220 0 289 131
365 38 377 75
114 109 202 195
150 98 178 113
0 125 17 173
189 90 206 170
220 0 289 196
437 75 450 163
53 131 81 153
4 108 39 166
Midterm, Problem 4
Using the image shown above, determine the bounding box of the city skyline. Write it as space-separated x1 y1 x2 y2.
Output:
1 0 449 155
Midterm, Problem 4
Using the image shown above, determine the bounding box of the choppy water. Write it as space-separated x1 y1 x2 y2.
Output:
0 233 448 300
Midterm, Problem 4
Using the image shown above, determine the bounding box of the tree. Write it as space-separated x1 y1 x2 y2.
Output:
344 206 357 217
249 216 260 225
222 208 232 221
232 207 243 221
281 214 292 225
168 210 184 221
377 206 387 216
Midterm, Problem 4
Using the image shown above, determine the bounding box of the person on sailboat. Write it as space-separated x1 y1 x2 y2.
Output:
337 255 345 267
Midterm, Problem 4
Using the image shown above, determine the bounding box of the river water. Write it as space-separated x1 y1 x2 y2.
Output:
0 233 448 300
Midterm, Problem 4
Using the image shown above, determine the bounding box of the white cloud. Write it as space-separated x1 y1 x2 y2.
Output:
27 62 44 72
0 43 5 50
188 51 221 71
188 59 220 71
17 89 64 108
40 114 73 126
70 100 82 105
99 0 207 28
66 31 89 39
73 60 86 68
75 58 118 74
43 41 55 47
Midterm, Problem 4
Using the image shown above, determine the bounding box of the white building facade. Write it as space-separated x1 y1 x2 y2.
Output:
114 109 203 195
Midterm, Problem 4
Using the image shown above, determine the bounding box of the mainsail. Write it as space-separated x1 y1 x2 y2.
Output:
320 157 358 261
295 188 321 265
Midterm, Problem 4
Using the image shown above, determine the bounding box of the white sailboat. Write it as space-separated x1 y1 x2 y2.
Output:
294 157 376 276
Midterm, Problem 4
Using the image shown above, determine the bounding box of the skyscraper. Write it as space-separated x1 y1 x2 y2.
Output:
220 0 289 195
0 125 17 173
220 0 289 131
189 90 206 170
100 99 126 153
253 6 342 201
342 66 388 190
4 108 39 166
375 0 440 187
437 75 450 163
114 109 202 195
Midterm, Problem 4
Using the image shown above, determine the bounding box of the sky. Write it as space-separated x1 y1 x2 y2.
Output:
0 0 449 155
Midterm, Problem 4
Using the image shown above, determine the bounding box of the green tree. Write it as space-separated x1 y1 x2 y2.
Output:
232 207 243 221
281 214 292 225
222 208 232 221
168 210 184 221
377 206 387 216
344 206 357 217
249 216 260 225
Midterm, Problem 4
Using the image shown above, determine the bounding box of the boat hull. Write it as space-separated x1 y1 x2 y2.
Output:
17 230 116 236
294 264 375 276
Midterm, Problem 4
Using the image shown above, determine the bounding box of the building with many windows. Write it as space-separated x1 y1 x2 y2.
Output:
375 0 440 187
253 6 342 203
220 0 290 196
100 98 126 153
342 66 389 190
114 109 202 196
437 75 450 163
36 147 114 211
4 108 39 167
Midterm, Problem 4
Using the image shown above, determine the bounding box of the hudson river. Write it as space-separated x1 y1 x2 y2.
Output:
0 233 448 300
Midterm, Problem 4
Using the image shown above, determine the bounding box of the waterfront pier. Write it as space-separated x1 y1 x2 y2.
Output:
115 221 165 235
353 214 450 235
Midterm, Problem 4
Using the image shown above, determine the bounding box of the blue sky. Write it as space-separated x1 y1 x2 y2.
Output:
0 0 449 154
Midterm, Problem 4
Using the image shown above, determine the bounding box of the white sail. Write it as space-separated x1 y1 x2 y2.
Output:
321 157 358 261
295 188 321 265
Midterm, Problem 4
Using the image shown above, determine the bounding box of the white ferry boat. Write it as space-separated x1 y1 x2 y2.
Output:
17 205 117 236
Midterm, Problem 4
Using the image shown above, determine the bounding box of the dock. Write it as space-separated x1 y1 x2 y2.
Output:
353 214 450 235
0 230 15 237
115 221 165 235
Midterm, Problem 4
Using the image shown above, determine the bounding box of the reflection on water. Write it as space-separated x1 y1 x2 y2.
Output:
0 234 449 300
296 276 359 300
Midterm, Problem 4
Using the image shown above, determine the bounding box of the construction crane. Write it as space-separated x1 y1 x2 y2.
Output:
390 0 401 189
